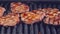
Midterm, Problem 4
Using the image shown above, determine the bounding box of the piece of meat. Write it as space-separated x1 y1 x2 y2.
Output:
0 17 6 25
32 9 45 20
46 8 58 17
53 15 59 25
2 13 20 26
11 2 29 13
21 12 41 24
49 18 54 24
59 19 60 24
58 11 60 25
0 7 6 17
43 8 59 25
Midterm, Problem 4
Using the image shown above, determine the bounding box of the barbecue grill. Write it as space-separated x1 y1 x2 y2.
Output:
0 1 60 34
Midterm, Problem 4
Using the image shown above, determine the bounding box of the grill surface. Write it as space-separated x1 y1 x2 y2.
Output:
0 1 60 34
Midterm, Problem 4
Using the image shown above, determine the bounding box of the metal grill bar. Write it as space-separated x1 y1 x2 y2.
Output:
12 26 16 34
30 3 33 11
30 24 34 34
24 24 28 34
0 26 2 34
58 5 60 9
40 23 45 34
45 25 51 34
18 24 23 34
56 27 60 34
34 24 38 34
50 26 57 34
1 27 5 34
7 27 11 34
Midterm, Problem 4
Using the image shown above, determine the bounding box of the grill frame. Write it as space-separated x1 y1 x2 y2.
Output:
0 1 60 34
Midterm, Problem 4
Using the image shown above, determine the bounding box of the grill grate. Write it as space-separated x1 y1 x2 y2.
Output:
0 1 60 34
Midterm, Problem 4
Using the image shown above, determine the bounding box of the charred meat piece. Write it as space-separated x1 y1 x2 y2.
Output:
0 17 6 25
21 12 41 24
11 2 29 13
43 8 59 25
32 9 45 20
1 13 20 26
58 11 60 24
